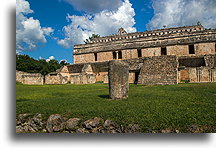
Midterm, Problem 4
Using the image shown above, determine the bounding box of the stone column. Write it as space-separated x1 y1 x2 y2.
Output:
108 60 129 99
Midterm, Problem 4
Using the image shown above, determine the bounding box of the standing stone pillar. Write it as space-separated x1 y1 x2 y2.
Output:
108 60 129 99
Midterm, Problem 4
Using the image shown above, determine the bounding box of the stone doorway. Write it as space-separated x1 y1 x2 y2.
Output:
134 71 140 84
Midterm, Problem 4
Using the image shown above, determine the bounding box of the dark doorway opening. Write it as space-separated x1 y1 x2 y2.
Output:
118 51 122 59
137 49 142 57
161 47 167 55
134 71 140 84
113 51 117 59
189 45 195 54
94 53 97 61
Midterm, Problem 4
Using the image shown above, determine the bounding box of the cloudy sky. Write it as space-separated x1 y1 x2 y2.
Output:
16 0 216 63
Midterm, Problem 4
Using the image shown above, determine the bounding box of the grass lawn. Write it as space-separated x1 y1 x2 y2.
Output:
16 82 216 132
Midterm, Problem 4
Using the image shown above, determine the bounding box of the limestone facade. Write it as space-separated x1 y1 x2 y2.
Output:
68 25 215 85
45 73 68 85
73 25 215 64
16 71 44 85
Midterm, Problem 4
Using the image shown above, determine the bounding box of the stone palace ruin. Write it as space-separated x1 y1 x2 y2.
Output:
17 25 216 85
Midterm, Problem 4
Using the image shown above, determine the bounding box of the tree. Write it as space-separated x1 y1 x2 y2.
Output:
60 60 69 67
16 54 67 75
197 21 202 26
84 34 100 44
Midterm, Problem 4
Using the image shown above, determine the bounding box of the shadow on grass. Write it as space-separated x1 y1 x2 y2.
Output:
16 99 30 102
98 95 110 99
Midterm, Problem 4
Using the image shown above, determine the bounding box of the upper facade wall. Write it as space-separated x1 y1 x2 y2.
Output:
73 25 216 64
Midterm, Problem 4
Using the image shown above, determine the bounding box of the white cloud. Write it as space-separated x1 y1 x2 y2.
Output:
16 0 54 51
58 0 136 48
147 0 216 30
46 56 55 62
64 0 122 13
42 27 54 36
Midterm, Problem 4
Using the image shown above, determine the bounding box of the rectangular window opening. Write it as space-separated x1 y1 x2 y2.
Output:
161 47 167 55
113 51 117 59
118 51 122 59
137 49 142 57
215 44 216 52
189 45 195 54
94 53 97 61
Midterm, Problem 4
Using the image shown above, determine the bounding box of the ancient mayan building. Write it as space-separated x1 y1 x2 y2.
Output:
59 25 215 85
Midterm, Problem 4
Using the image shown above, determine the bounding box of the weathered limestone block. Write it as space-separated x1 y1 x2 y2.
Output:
22 73 44 85
70 74 96 84
70 74 81 84
108 60 129 99
204 54 215 68
214 69 216 82
87 74 96 84
16 71 29 83
188 68 197 82
103 74 108 83
199 67 211 82
139 56 178 85
45 73 68 84
82 64 94 74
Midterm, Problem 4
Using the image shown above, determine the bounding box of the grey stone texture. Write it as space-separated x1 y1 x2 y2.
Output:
139 56 178 85
46 114 65 133
108 60 129 99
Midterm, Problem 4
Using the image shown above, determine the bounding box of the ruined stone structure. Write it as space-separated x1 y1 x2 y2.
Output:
16 71 44 85
16 70 68 85
59 25 215 85
17 25 215 85
45 72 68 85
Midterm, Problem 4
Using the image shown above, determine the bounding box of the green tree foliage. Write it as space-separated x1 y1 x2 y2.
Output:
84 34 100 44
16 54 69 75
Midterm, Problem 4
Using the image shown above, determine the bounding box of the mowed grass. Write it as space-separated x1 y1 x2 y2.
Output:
16 83 216 132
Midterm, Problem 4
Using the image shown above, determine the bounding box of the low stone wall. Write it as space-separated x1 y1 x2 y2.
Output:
16 114 140 133
45 73 68 84
16 113 208 133
70 73 96 84
139 56 178 85
16 71 29 83
178 67 215 83
16 71 44 85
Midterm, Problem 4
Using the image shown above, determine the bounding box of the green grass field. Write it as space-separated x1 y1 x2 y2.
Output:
16 82 216 132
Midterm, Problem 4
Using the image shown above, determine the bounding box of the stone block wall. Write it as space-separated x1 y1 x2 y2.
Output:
139 56 178 85
122 49 138 59
196 43 215 55
16 71 44 85
97 52 113 62
103 74 108 83
21 74 44 85
141 47 161 57
128 72 135 83
167 45 189 56
74 53 95 64
74 25 215 64
70 74 96 84
178 67 215 83
95 72 108 82
16 71 29 83
45 73 68 85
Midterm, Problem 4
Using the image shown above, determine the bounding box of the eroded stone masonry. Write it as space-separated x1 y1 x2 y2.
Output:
17 25 216 85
